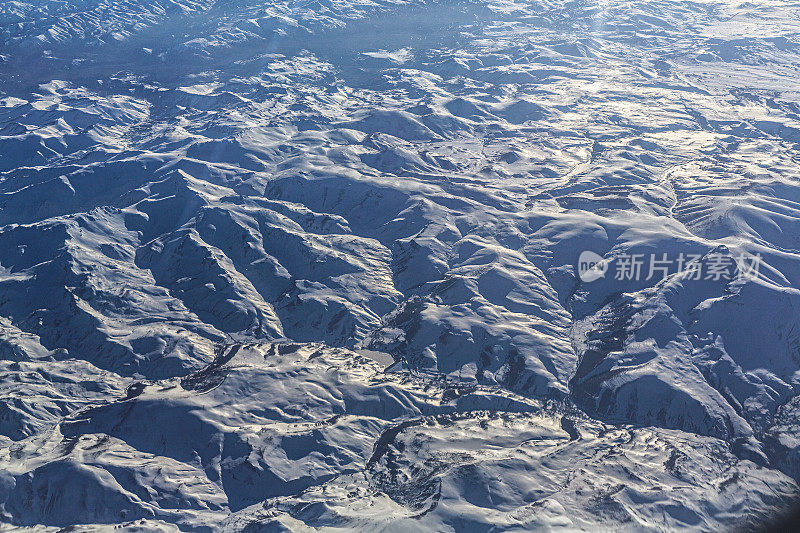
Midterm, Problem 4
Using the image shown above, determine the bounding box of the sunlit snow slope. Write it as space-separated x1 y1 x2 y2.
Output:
1 0 800 530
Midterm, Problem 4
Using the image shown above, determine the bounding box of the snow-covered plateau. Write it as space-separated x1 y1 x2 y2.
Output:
1 0 800 530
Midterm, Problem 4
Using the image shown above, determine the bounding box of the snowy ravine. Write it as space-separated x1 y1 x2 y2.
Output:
1 0 800 530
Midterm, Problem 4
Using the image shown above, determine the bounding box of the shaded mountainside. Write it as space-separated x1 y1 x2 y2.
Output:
1 0 800 530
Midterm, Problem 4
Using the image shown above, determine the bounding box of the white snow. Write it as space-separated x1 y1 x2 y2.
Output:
1 0 800 529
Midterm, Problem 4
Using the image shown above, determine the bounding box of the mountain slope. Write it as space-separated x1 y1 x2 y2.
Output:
1 0 800 530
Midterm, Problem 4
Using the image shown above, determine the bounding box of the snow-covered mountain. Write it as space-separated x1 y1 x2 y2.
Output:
1 0 800 530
